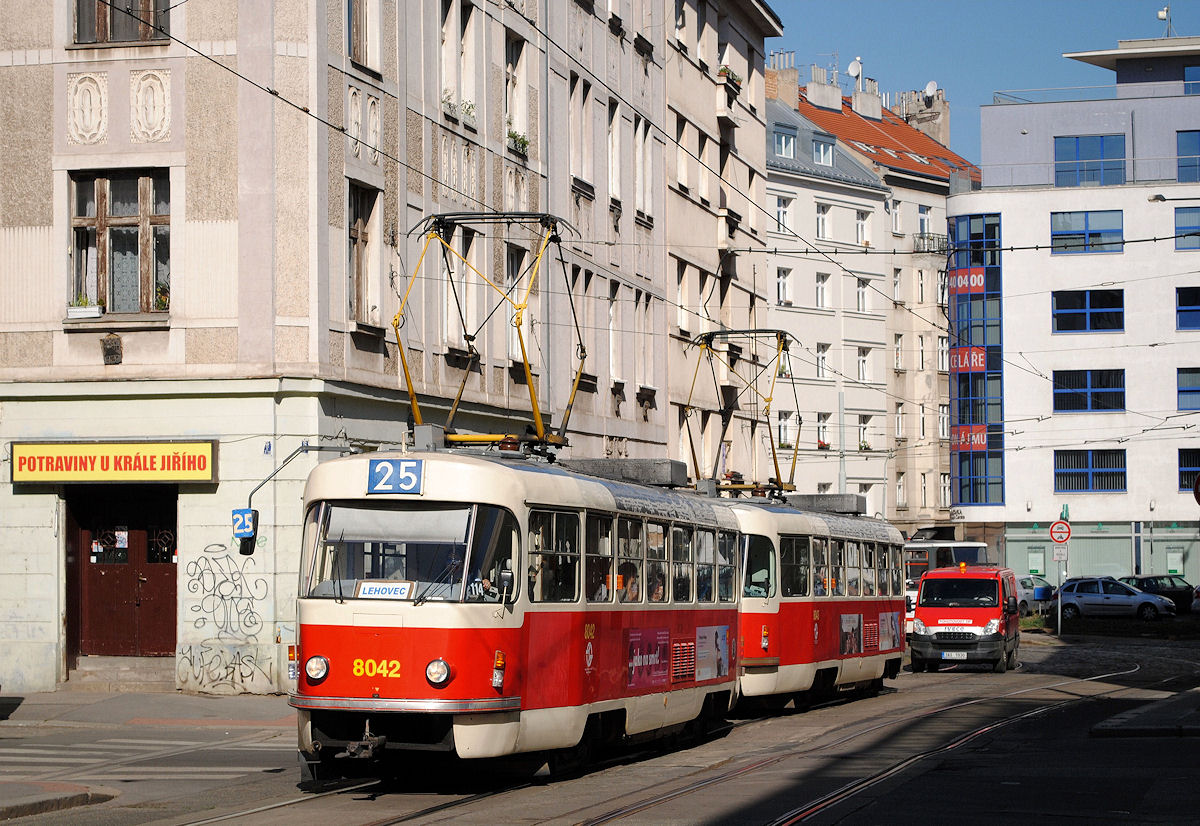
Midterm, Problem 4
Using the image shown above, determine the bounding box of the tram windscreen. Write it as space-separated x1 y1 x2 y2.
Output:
302 502 517 602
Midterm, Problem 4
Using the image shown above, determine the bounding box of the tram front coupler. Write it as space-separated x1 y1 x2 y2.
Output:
336 719 387 760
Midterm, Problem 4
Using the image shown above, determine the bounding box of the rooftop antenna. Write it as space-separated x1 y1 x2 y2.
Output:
847 56 862 92
1158 5 1176 37
923 80 938 105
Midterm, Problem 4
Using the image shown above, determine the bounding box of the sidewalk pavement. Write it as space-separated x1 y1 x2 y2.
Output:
0 688 293 821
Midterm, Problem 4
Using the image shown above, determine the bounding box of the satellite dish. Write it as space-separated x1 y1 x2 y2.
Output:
846 58 862 78
923 80 938 99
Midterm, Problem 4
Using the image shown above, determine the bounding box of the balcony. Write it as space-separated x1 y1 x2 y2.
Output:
913 232 948 254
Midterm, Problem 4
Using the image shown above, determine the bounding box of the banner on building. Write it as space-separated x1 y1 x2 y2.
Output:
11 440 218 483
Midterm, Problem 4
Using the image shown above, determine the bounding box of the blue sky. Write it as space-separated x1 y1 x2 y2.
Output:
769 1 1200 164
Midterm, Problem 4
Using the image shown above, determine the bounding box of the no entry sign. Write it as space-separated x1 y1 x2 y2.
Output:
1050 520 1071 544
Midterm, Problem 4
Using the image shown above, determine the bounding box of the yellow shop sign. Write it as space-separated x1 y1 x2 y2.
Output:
11 441 218 483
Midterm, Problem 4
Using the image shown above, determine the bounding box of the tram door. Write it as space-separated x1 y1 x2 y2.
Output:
67 485 178 656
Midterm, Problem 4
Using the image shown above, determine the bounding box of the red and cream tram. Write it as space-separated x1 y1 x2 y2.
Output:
290 449 905 780
731 502 905 705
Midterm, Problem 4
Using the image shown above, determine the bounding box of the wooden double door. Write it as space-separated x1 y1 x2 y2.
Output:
66 485 178 657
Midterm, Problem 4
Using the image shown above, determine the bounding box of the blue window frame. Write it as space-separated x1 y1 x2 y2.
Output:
1180 368 1200 410
956 450 1004 506
1179 287 1200 329
1054 135 1125 187
1051 210 1123 254
1177 207 1200 250
1179 131 1200 182
955 371 1003 426
1051 289 1123 332
950 214 1001 269
1186 65 1200 95
1181 449 1200 491
1052 370 1125 412
1054 449 1126 492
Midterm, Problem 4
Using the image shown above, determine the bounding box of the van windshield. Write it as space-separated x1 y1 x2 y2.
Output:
919 578 998 608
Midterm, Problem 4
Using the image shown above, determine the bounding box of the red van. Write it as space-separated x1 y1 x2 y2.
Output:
907 565 1020 673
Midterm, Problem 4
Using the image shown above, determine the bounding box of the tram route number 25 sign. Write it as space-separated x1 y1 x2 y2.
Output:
367 458 424 495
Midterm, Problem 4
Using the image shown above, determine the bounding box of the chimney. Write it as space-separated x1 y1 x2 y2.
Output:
851 76 882 120
765 50 799 110
806 63 843 112
893 87 951 147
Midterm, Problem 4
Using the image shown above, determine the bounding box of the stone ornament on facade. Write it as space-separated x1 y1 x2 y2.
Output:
348 86 362 157
367 95 380 164
130 70 171 143
67 72 107 145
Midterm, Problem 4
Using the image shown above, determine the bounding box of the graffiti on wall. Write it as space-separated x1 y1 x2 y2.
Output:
177 542 275 692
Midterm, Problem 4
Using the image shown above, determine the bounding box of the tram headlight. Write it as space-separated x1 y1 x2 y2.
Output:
304 655 329 684
426 658 451 686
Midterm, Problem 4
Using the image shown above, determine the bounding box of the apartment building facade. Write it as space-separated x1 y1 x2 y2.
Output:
0 1 777 693
947 36 1200 583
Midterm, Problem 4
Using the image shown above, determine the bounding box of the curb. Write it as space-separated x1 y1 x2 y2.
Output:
0 782 115 820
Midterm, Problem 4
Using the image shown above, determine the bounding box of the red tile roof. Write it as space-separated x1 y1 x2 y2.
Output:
797 91 980 184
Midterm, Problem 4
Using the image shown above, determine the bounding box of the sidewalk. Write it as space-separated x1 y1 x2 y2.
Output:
0 688 293 821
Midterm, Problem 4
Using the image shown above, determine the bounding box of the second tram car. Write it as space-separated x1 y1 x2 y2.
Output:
290 449 906 780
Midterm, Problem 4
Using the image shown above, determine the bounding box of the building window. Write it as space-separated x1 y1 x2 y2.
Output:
858 415 871 449
893 268 902 301
816 204 829 239
894 334 904 370
608 100 620 200
1052 289 1124 332
443 226 477 347
815 273 829 308
696 131 709 203
938 404 949 439
919 403 927 440
856 211 868 245
816 412 830 446
918 204 931 235
76 0 169 44
571 74 594 185
506 245 530 360
71 170 171 313
1177 207 1200 250
778 350 792 378
348 183 379 324
346 0 380 67
813 136 833 166
505 30 526 137
1054 449 1126 493
917 335 926 370
920 473 928 508
856 279 867 312
776 267 791 305
1181 449 1200 491
1053 134 1125 187
774 130 795 159
896 472 907 508
1179 287 1200 329
938 336 949 371
634 115 652 216
891 199 901 232
816 343 829 378
775 196 791 231
1178 131 1200 182
895 403 904 438
917 269 925 302
1180 368 1200 410
1052 369 1125 412
940 472 950 507
440 1 476 116
937 269 948 305
675 113 688 190
777 411 796 447
857 347 870 381
1050 210 1123 254
1187 65 1200 95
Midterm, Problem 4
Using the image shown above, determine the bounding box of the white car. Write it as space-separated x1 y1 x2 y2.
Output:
1016 574 1055 616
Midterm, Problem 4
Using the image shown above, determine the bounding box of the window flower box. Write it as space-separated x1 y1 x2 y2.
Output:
817 440 830 451
67 302 103 319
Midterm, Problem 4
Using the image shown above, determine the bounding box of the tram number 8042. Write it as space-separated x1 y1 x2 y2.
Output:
352 658 402 678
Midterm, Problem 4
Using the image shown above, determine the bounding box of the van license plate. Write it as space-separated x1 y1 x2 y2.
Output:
941 651 967 660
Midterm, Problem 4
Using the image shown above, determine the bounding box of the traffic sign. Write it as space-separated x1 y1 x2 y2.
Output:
1053 547 1068 562
1050 520 1071 543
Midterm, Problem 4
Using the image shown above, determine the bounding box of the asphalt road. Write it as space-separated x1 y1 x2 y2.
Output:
4 633 1200 825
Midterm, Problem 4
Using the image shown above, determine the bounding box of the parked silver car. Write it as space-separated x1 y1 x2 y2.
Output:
1057 576 1176 621
1016 574 1055 616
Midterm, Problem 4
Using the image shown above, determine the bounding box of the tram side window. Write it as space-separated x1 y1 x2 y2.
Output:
528 510 580 602
646 521 668 603
861 543 876 596
586 513 614 602
717 531 737 601
743 534 775 598
845 541 861 596
890 546 903 595
874 543 889 597
616 516 643 602
466 506 518 602
830 539 847 596
672 526 694 602
695 530 715 602
780 536 810 597
812 537 828 596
